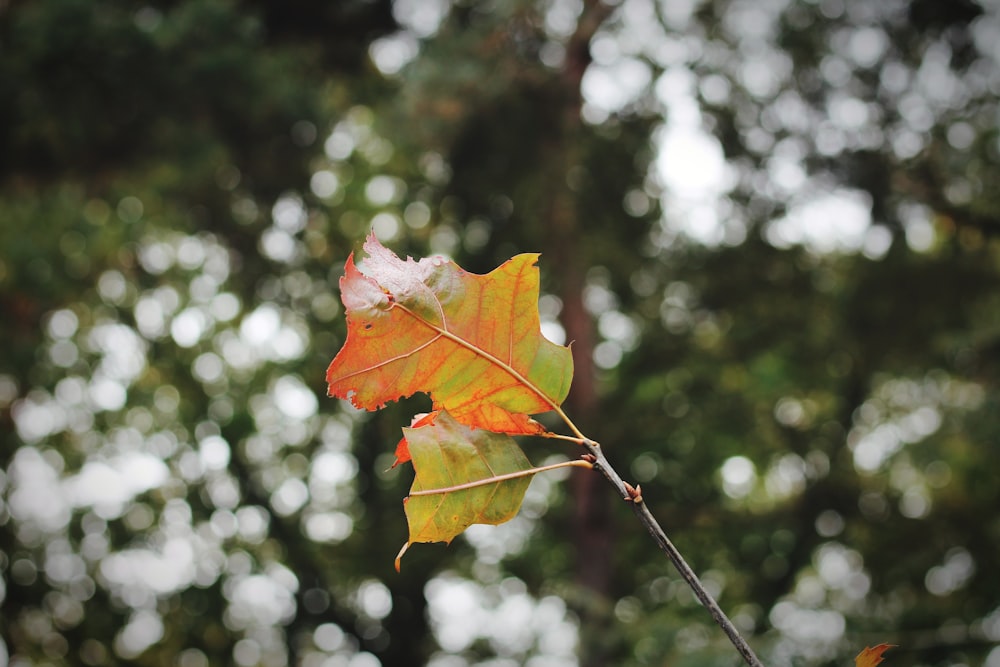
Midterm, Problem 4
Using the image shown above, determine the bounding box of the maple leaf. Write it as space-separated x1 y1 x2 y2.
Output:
855 644 896 667
326 234 574 434
395 410 534 570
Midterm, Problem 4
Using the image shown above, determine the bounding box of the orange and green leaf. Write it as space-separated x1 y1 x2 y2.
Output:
855 644 896 667
396 411 534 569
326 235 574 435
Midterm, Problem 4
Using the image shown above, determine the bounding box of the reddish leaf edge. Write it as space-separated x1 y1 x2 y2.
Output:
390 412 437 468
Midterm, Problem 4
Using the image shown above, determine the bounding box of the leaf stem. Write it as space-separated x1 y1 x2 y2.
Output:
576 437 765 667
552 405 587 441
407 459 594 497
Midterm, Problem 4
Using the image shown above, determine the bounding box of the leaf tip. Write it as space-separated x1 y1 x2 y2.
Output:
394 542 411 572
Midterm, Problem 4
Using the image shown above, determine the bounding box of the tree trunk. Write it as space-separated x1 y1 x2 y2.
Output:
543 3 618 665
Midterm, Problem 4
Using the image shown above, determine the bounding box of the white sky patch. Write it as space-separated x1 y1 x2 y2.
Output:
657 126 730 199
272 194 307 234
770 601 846 651
239 305 308 362
356 580 393 620
848 375 982 473
66 454 170 518
240 304 280 346
720 455 757 499
644 51 888 255
426 576 485 652
546 0 584 38
271 478 309 516
114 609 165 659
369 32 420 76
925 548 976 596
273 375 318 420
766 189 873 254
12 391 67 443
102 538 196 597
581 57 652 118
764 454 809 499
425 573 578 661
310 170 340 200
651 65 738 246
7 446 72 532
226 571 298 629
655 124 734 246
541 320 567 346
90 323 148 382
303 511 354 543
393 0 449 38
851 408 942 472
310 451 358 487
199 435 231 471
170 307 209 348
9 445 171 537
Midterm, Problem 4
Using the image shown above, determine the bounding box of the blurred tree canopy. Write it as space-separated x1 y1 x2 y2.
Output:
2 1 999 667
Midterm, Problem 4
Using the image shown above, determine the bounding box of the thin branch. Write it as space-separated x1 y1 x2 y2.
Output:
544 403 766 665
546 394 765 665
408 459 593 496
576 437 766 667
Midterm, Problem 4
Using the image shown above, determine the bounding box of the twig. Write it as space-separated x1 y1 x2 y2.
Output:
549 404 764 665
581 438 765 667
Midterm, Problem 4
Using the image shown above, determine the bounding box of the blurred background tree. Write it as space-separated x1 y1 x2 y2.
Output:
2 1 999 667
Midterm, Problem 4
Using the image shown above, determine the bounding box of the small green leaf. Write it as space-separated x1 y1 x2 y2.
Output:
396 411 533 569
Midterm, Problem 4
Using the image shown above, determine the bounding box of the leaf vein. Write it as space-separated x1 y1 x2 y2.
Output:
331 331 443 384
395 302 560 414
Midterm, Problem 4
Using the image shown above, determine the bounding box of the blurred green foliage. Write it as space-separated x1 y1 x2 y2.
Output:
2 1 999 667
